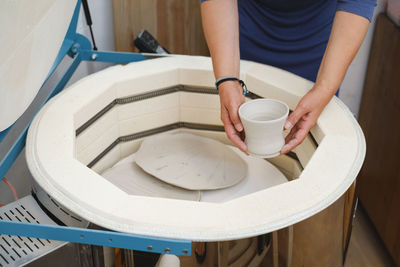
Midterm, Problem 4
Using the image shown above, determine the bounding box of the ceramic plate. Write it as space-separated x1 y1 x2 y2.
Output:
101 154 201 201
135 132 248 190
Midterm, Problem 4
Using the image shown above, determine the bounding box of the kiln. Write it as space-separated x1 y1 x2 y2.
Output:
0 0 366 266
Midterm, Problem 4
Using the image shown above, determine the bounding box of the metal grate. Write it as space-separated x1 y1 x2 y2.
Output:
0 196 66 266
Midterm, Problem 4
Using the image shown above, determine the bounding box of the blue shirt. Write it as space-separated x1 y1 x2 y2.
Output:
201 0 376 82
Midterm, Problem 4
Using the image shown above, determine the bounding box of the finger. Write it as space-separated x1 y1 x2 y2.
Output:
284 124 298 144
220 106 231 125
221 107 247 152
281 127 308 154
281 116 315 154
282 124 299 154
227 103 243 132
224 123 248 152
284 105 307 131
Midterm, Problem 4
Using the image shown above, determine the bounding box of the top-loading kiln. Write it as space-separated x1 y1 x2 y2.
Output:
0 0 366 266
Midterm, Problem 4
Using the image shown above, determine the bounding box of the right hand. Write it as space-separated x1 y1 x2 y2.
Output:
218 81 248 153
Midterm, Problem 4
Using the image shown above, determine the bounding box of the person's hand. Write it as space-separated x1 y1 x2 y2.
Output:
281 86 334 154
218 81 248 153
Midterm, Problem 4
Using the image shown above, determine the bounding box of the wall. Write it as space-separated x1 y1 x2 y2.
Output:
339 0 386 116
112 0 209 56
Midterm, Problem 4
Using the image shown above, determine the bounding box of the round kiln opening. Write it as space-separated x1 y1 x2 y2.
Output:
74 78 314 203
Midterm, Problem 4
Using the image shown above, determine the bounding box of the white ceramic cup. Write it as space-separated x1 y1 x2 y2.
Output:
239 98 289 158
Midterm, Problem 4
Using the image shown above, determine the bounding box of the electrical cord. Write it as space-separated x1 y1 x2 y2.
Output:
2 177 18 201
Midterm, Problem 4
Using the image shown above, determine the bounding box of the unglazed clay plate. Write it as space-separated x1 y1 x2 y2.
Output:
135 133 248 190
101 154 201 201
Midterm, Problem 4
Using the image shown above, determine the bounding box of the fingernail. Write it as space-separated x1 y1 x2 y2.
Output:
235 123 243 132
284 121 292 130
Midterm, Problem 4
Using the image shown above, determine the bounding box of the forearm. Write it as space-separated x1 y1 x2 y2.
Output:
315 11 370 98
201 0 240 79
283 11 371 153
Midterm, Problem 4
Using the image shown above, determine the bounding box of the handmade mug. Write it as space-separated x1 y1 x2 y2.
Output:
239 99 289 158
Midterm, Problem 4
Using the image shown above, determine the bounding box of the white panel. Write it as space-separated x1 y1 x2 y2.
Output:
115 69 179 98
179 69 215 88
76 108 118 151
267 155 303 180
76 124 119 165
177 56 254 87
118 108 180 136
246 73 303 111
180 107 221 125
177 56 214 87
74 84 117 129
119 139 143 159
179 92 220 109
91 145 121 174
117 93 179 121
293 135 317 168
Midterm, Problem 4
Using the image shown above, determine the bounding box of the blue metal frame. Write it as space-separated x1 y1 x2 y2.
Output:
0 0 191 256
0 220 190 255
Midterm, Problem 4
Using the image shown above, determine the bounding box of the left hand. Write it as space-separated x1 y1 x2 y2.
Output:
281 10 370 154
281 86 334 154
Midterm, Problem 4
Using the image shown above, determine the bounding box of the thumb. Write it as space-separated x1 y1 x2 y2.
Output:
285 105 306 130
227 104 243 132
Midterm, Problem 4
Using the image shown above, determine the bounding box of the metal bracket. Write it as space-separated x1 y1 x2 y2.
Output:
0 0 191 256
0 220 190 257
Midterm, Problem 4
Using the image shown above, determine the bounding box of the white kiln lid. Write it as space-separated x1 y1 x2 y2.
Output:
0 0 76 131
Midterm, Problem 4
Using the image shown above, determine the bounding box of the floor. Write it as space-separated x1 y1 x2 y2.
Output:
344 206 396 267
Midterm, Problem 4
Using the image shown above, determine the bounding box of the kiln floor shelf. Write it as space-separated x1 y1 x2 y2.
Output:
102 154 201 201
102 137 288 204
